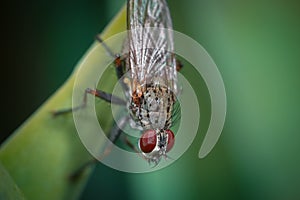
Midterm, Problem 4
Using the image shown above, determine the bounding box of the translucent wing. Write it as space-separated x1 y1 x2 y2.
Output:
126 0 177 94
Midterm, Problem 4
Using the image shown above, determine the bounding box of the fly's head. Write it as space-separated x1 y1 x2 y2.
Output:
138 129 175 164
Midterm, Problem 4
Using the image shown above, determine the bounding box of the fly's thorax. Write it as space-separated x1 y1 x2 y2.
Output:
128 83 175 130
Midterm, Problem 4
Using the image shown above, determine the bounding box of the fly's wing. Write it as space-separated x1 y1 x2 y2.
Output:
126 0 177 94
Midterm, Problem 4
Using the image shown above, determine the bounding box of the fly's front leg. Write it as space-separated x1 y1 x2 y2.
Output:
52 88 126 116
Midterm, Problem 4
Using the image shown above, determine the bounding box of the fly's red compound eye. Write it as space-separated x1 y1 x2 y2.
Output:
166 129 175 152
139 129 157 153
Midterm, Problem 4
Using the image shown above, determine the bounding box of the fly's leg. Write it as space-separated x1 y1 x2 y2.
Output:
95 35 129 93
52 35 129 116
176 59 183 71
52 88 126 116
69 116 130 181
51 36 131 180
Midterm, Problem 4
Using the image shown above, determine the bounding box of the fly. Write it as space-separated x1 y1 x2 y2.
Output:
124 0 180 163
53 0 182 176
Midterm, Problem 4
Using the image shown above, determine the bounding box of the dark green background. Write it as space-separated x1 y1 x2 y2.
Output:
2 0 300 200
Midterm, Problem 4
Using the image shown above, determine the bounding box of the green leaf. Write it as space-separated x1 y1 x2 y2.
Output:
0 5 126 200
0 162 25 200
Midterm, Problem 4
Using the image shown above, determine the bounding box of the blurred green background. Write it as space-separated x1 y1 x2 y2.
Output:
2 0 300 200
